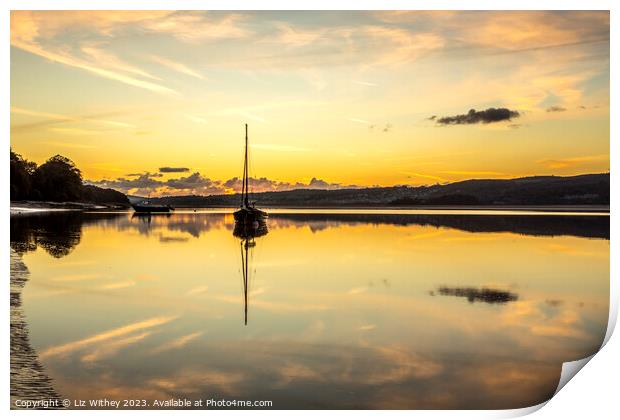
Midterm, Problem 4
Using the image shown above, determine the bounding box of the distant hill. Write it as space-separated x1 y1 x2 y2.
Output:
81 185 130 206
144 173 609 208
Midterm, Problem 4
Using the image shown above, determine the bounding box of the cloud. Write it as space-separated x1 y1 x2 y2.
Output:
126 171 162 178
148 55 205 79
436 108 520 125
81 331 152 363
254 21 444 69
11 36 177 95
186 285 209 296
546 105 567 112
151 332 204 354
439 170 505 176
80 44 162 81
48 127 103 136
10 106 135 132
164 172 224 195
159 167 190 173
10 11 250 94
184 114 208 124
40 315 177 359
536 154 608 169
353 80 378 87
88 172 360 197
39 141 98 149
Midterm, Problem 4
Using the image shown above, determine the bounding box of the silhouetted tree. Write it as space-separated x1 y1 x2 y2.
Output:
31 155 83 201
10 150 37 200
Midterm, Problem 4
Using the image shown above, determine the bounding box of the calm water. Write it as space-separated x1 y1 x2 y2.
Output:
10 210 609 409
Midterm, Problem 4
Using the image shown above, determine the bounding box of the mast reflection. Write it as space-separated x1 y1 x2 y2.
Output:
233 220 268 325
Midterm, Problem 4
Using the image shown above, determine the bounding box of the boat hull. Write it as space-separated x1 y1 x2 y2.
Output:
233 207 268 223
132 204 173 213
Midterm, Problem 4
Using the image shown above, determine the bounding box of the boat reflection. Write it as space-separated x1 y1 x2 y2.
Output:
130 212 172 225
234 220 268 325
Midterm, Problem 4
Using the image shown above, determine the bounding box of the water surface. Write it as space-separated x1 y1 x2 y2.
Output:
10 210 609 409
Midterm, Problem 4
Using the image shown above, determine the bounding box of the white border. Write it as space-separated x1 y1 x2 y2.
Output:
2 1 616 419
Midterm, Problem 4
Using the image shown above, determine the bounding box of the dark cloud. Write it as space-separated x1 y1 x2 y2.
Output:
578 105 587 110
436 108 520 125
434 287 518 304
223 176 354 193
159 167 190 173
427 115 437 121
164 172 224 195
545 299 564 307
546 106 567 112
382 123 393 132
126 171 162 178
87 173 360 196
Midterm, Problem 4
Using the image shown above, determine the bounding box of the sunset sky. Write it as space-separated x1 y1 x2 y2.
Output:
10 11 610 196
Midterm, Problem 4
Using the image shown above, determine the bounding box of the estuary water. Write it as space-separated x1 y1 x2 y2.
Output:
10 210 609 409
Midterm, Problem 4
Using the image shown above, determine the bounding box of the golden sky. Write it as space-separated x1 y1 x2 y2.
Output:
10 11 610 196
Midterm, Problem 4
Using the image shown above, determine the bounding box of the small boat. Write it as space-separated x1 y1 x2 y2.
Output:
233 124 268 224
132 200 174 213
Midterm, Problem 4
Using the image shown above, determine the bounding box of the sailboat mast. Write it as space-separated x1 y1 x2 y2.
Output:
244 123 249 208
241 124 247 207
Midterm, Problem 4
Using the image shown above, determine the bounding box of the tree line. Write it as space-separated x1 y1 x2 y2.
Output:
10 150 129 205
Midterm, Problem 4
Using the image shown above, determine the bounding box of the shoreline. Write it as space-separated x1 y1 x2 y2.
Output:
10 201 128 216
10 250 63 408
11 201 610 216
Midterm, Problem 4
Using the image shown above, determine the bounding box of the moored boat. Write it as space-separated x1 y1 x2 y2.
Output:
233 124 268 224
132 201 174 213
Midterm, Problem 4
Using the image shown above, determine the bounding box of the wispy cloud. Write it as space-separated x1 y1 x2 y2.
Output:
10 11 254 93
347 117 372 125
39 141 98 149
546 105 567 112
186 285 209 296
48 127 103 136
440 170 505 176
151 332 203 354
401 172 448 183
11 39 177 94
184 114 208 124
353 80 378 87
81 45 163 81
11 106 135 131
100 280 136 290
149 55 205 79
81 331 152 363
40 315 177 359
536 155 608 169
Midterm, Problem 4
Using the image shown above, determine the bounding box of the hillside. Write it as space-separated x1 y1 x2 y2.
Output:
143 173 609 208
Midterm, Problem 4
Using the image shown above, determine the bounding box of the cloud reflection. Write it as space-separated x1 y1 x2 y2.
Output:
40 315 177 359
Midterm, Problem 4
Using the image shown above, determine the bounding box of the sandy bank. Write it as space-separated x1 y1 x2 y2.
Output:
10 200 126 216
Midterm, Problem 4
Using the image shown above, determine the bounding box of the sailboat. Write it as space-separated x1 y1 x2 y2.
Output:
233 124 268 223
